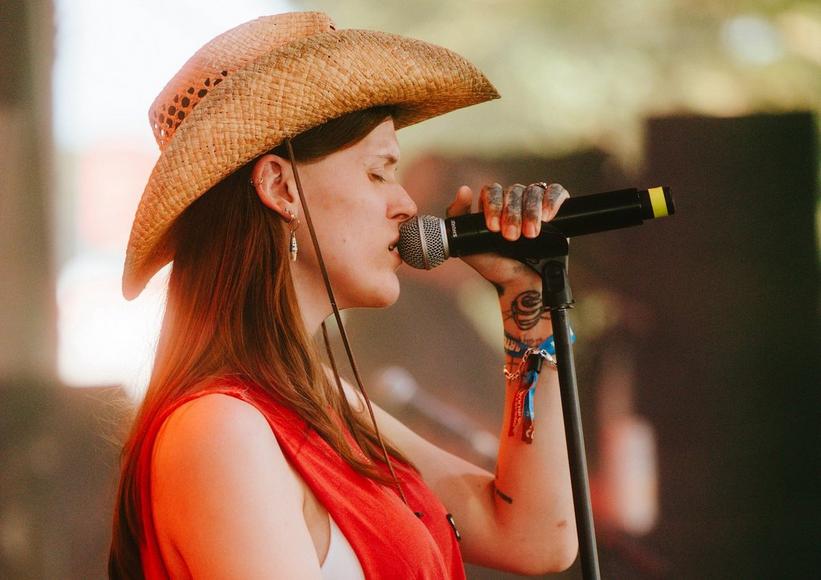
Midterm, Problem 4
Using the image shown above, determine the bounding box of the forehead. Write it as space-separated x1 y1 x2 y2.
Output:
358 118 400 160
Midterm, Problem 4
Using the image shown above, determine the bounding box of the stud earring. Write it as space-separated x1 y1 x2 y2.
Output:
286 209 299 262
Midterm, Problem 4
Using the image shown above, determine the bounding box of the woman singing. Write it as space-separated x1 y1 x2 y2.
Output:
110 11 576 579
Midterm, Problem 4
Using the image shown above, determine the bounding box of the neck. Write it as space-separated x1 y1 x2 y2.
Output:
290 260 335 338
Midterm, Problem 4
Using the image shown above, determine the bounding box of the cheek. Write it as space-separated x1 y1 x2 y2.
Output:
300 178 383 257
332 201 377 248
314 216 363 264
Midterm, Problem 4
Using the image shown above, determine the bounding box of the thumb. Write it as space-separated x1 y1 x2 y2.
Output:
446 185 473 217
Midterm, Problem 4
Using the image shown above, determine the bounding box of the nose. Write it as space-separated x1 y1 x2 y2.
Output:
389 185 417 222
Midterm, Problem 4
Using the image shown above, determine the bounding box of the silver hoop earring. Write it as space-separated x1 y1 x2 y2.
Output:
286 209 300 262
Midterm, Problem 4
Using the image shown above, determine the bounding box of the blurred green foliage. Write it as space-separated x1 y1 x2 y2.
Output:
296 0 821 165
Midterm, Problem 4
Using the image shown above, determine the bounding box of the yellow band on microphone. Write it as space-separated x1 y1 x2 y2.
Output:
648 186 669 218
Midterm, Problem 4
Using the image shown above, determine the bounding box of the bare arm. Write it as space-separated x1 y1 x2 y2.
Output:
337 317 577 577
335 181 578 575
151 394 322 579
490 280 578 571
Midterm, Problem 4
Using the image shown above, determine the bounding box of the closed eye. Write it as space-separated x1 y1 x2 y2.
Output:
369 173 387 183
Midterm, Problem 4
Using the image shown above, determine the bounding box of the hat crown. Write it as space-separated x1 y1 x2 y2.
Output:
149 12 335 149
125 12 499 300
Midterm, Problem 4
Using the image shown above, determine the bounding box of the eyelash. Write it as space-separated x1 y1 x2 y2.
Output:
369 173 387 183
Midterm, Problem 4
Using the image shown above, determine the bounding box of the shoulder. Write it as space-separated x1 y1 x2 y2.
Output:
152 392 299 501
156 391 275 452
151 393 319 577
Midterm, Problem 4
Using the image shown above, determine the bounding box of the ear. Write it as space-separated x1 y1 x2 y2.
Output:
250 153 300 220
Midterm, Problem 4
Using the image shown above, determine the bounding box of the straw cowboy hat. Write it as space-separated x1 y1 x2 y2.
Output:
122 11 499 300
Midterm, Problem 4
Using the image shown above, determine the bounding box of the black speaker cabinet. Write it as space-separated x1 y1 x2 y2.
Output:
634 112 818 578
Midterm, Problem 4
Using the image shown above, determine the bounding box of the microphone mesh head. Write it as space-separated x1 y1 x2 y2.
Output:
398 215 447 270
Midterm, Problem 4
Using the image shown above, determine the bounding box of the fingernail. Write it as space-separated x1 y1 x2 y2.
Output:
490 216 500 231
524 222 536 238
504 224 518 239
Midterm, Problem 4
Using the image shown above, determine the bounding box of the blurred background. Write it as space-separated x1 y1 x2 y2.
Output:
1 0 818 578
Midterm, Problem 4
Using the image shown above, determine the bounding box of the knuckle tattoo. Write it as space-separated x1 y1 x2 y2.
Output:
524 184 543 220
487 182 503 210
504 184 524 224
546 183 568 205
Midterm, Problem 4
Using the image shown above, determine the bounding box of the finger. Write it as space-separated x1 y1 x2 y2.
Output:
480 182 503 232
446 185 473 217
542 183 570 222
501 183 525 241
522 183 545 238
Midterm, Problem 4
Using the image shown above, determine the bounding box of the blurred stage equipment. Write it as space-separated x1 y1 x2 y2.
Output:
371 366 499 462
635 112 818 578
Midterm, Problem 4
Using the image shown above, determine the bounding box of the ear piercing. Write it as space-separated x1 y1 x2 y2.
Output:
286 209 300 262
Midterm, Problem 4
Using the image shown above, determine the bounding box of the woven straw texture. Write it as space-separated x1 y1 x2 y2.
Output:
123 12 499 300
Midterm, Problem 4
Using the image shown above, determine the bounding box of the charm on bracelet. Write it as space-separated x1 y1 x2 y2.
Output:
506 348 549 443
503 330 576 443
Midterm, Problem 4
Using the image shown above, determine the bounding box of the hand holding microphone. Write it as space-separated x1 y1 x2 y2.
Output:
414 182 573 288
398 183 675 271
474 182 571 240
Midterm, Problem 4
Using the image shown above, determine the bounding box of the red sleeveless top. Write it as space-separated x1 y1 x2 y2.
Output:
136 378 466 579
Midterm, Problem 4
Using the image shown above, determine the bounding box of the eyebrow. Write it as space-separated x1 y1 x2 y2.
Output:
370 153 400 166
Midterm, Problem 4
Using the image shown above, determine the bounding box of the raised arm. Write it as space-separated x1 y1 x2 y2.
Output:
444 182 577 572
335 182 578 575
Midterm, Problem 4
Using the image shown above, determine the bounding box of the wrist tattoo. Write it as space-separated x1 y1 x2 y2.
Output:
503 290 550 330
504 331 547 358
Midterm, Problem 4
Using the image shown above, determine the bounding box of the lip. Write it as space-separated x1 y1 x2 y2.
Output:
389 237 401 265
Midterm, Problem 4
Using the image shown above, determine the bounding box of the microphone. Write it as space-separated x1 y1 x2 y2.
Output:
398 186 675 270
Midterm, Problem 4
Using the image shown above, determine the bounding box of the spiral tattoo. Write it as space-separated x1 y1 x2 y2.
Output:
504 290 550 330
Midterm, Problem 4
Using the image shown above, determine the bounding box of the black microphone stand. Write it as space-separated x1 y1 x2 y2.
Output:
518 231 601 580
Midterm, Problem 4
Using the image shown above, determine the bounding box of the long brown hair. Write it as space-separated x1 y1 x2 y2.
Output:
109 106 412 578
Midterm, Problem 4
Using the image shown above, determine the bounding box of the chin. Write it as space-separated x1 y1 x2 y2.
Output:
360 277 401 309
371 284 401 308
336 269 401 310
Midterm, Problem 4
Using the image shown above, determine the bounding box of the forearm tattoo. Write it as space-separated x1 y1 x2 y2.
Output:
491 261 536 297
492 480 514 504
503 290 550 330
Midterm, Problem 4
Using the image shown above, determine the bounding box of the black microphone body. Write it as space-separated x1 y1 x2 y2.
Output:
398 186 674 269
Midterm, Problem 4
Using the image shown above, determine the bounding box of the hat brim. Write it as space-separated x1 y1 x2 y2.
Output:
123 29 499 300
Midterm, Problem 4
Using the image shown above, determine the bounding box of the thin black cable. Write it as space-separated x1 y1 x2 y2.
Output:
285 138 409 506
